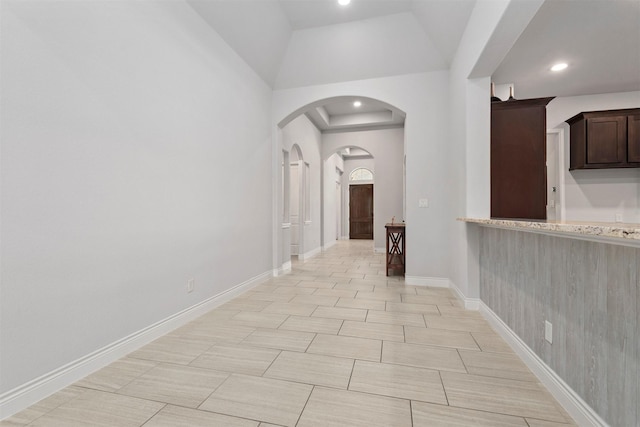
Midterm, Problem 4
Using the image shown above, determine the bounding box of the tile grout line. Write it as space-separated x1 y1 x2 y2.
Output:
134 402 167 427
346 359 356 391
292 384 313 425
409 399 414 427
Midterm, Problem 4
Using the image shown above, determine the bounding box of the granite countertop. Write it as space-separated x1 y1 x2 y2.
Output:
458 217 640 242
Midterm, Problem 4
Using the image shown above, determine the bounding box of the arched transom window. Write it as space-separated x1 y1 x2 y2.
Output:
349 168 373 181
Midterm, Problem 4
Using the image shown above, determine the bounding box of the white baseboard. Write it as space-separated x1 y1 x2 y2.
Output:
449 281 480 310
273 261 292 276
322 240 337 252
405 276 451 288
0 270 271 421
479 302 608 427
299 246 321 261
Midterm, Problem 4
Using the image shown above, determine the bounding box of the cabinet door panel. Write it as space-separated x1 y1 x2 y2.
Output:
491 105 547 219
586 116 626 164
627 114 640 163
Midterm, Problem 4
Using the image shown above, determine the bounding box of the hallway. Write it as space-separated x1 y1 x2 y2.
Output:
2 241 575 426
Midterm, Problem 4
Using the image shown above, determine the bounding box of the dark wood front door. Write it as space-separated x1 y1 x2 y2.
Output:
349 184 373 239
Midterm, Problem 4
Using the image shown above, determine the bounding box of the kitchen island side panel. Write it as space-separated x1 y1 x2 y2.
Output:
479 227 638 427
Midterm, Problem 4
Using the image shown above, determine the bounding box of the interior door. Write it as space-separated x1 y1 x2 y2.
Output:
349 184 373 239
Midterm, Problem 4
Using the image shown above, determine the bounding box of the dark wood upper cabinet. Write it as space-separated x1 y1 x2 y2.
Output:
566 108 640 170
628 113 640 163
491 97 554 220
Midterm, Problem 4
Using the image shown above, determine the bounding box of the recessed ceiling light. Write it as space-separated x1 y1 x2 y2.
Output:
353 100 362 107
338 0 351 6
551 63 568 72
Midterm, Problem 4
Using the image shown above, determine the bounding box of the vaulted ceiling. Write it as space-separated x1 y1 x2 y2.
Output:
187 0 475 89
187 0 639 132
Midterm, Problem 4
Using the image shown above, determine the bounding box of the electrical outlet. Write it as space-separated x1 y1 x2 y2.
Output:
615 213 623 223
187 279 195 293
544 320 553 344
418 198 429 208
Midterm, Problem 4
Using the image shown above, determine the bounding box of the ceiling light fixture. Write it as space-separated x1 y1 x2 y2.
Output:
338 0 351 6
353 100 362 107
551 62 568 72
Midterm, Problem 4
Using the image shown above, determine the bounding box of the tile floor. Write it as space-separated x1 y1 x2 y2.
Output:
1 240 576 427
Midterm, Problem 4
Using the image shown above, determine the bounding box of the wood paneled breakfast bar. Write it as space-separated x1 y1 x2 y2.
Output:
460 217 639 427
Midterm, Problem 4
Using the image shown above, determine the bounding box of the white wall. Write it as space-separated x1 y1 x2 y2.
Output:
273 72 451 282
323 130 402 251
547 91 640 223
280 115 322 260
323 153 345 248
448 0 511 300
448 0 544 301
0 0 272 397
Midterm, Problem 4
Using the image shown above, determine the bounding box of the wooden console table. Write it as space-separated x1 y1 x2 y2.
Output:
385 223 405 276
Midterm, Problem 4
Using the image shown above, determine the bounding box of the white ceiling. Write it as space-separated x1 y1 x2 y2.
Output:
492 0 640 99
187 0 640 132
274 12 448 89
341 147 373 159
187 0 473 132
304 96 406 133
188 0 475 89
279 0 414 30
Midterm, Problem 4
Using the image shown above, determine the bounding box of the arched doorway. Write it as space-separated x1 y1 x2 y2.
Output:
274 96 406 273
324 147 376 245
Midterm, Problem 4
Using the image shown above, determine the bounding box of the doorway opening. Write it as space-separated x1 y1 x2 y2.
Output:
349 183 374 239
289 144 305 258
275 95 406 272
546 128 565 221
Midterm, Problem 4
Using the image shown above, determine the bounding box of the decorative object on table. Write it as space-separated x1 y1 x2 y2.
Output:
507 85 516 101
490 82 501 102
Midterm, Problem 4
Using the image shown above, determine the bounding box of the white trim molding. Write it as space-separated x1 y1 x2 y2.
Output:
403 277 480 310
273 261 292 276
322 240 337 252
405 276 451 288
479 302 608 427
449 281 480 310
0 270 271 421
298 246 321 261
